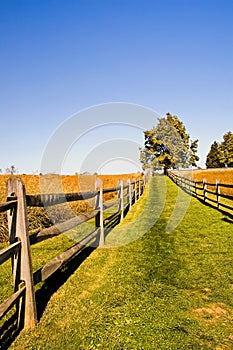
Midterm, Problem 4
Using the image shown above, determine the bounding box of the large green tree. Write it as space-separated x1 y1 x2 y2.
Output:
206 141 224 168
206 131 233 168
220 131 233 167
140 113 199 173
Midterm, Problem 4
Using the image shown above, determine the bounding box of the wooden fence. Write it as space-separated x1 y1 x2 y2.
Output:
0 175 148 333
167 170 233 218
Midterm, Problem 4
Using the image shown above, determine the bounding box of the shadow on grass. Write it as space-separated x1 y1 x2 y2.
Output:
35 244 97 321
0 243 99 349
36 213 122 322
0 213 123 349
0 313 20 350
221 216 233 224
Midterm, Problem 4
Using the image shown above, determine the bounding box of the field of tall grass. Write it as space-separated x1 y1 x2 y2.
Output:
176 168 233 185
0 173 140 242
0 173 140 201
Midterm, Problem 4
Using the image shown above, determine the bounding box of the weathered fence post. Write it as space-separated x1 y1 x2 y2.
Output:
95 178 104 246
138 177 141 198
203 178 207 202
118 180 124 222
216 179 220 209
132 179 136 203
127 179 132 211
135 179 138 201
6 189 18 285
6 177 37 328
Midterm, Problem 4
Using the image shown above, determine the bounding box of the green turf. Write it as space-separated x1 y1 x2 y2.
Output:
5 176 233 349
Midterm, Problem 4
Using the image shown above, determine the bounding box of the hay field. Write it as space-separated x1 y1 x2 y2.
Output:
0 173 140 201
0 173 140 242
174 168 233 199
177 168 233 185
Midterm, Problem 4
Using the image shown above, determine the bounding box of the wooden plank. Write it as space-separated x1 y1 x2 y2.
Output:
203 179 207 202
26 186 125 207
220 193 233 200
219 202 233 211
205 188 216 195
216 181 220 209
95 179 104 246
0 241 21 265
6 194 19 294
195 185 204 190
118 180 124 222
30 209 99 244
103 187 118 194
26 191 98 207
205 182 218 187
206 197 217 204
219 183 233 189
0 285 26 319
0 200 17 213
33 228 100 284
127 179 132 211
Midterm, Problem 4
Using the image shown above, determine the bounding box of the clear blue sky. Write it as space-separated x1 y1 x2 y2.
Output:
0 0 232 174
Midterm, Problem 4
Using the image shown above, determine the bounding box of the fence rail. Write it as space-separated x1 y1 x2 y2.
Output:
0 200 17 213
167 170 233 218
0 174 148 335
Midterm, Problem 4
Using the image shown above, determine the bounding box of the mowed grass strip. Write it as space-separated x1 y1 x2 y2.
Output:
9 176 233 350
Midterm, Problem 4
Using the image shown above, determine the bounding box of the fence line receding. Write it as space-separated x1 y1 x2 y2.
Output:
167 170 233 218
0 174 149 334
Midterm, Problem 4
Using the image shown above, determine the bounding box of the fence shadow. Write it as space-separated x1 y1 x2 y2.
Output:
35 243 97 321
36 212 123 322
0 244 98 349
221 216 233 224
0 313 20 350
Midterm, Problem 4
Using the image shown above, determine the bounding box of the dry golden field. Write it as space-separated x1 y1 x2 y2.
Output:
0 173 141 242
174 168 233 199
177 168 233 185
0 173 140 201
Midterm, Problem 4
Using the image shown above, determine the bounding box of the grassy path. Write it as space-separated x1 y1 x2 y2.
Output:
10 176 233 349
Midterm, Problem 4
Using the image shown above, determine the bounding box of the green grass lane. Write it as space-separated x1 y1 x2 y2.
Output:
9 176 233 349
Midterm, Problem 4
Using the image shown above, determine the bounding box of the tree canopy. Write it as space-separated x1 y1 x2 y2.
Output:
206 131 233 168
205 141 224 168
220 131 233 167
140 113 199 173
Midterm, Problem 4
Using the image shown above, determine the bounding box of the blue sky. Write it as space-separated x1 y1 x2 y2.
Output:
0 0 232 174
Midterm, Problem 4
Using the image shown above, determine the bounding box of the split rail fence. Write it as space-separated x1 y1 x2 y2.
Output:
167 170 233 218
0 175 148 333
